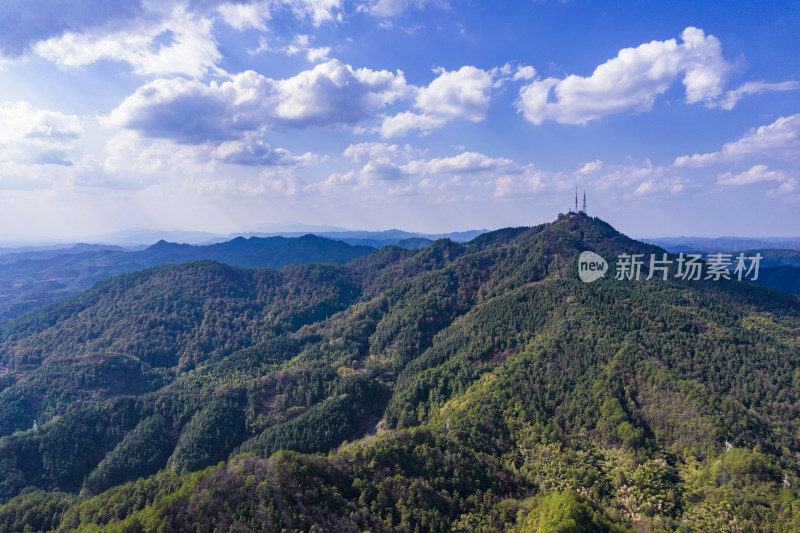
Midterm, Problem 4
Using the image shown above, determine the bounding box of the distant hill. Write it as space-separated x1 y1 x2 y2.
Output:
245 228 488 248
0 243 131 264
0 235 373 322
647 236 800 252
638 245 800 295
394 237 435 249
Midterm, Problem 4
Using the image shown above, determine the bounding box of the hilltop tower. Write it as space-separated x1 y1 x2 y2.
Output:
582 191 586 214
575 186 578 213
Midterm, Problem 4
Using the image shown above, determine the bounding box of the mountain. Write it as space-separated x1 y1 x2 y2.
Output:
636 246 800 295
91 228 229 246
647 236 800 253
244 228 488 248
0 213 799 532
0 235 374 323
0 244 132 265
394 237 435 249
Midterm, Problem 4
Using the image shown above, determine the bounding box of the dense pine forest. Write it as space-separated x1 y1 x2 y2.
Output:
0 213 798 532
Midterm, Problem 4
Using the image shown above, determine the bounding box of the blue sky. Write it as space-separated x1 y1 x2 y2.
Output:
0 0 798 242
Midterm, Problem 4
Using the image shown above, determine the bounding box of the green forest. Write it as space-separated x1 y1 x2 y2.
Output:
0 213 799 531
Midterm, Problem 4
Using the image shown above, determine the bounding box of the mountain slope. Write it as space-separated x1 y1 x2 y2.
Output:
0 235 373 323
0 213 799 532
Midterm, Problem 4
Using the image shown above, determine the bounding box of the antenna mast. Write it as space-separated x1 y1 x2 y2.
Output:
575 186 578 213
582 191 586 214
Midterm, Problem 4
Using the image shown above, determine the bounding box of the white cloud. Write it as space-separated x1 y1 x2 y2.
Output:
270 60 410 126
716 164 787 187
217 2 273 31
306 46 332 62
379 111 447 137
368 0 449 17
286 0 342 26
342 142 423 163
0 101 82 167
312 170 364 192
674 114 800 167
403 151 517 176
283 34 331 62
101 128 316 192
252 167 304 196
103 131 216 177
416 66 493 120
320 149 548 199
516 27 737 125
570 159 687 197
249 33 331 62
107 59 410 142
492 171 545 198
26 1 343 75
212 137 317 166
578 159 604 175
388 183 415 196
379 65 494 137
585 160 658 190
718 81 799 111
512 65 536 81
181 165 307 197
217 0 342 29
766 177 797 197
0 0 147 58
34 7 222 78
632 178 686 197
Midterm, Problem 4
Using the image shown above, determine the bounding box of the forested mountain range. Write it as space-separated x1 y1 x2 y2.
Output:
645 242 800 296
0 235 374 323
646 236 800 253
0 213 799 531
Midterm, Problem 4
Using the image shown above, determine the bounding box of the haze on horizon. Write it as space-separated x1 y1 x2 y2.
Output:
0 1 798 242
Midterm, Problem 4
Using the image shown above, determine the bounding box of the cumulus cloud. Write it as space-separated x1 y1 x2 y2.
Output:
402 151 517 176
216 2 274 31
212 137 317 166
578 160 603 175
342 142 423 163
0 101 82 167
588 160 663 191
367 0 449 17
416 66 493 120
217 0 341 31
379 65 494 137
492 170 546 198
512 65 536 81
0 0 146 57
318 149 545 198
516 27 739 125
379 112 447 137
107 59 410 142
674 114 800 167
716 164 787 187
102 127 316 186
570 158 688 197
34 6 222 78
8 0 341 74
